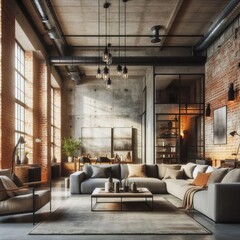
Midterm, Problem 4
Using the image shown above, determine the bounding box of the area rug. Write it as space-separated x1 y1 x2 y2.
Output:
29 195 211 235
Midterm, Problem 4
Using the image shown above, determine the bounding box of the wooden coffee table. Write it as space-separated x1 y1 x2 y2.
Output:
91 188 153 211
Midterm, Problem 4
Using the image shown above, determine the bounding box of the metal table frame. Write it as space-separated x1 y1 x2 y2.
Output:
91 188 153 212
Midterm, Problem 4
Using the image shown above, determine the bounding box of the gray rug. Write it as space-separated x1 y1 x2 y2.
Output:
29 195 211 235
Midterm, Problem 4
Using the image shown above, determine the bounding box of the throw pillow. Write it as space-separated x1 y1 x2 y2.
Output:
0 178 9 201
128 164 146 178
192 172 212 187
192 165 208 179
163 168 184 179
207 168 228 185
0 175 18 197
91 166 111 178
221 169 240 183
205 166 214 173
181 163 197 179
157 164 181 179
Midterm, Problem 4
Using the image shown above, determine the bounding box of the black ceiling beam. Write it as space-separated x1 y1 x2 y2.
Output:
49 56 206 66
71 45 194 49
64 34 203 38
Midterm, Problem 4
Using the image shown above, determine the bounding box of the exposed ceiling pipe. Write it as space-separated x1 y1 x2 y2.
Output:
195 0 240 51
32 0 82 83
49 56 206 66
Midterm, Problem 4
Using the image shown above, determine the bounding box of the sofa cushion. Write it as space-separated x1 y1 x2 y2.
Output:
163 168 184 179
163 179 193 200
221 169 240 183
121 177 167 194
121 164 129 179
207 168 229 185
146 164 158 178
192 165 208 179
181 163 197 179
157 164 181 179
91 166 111 178
81 178 120 194
192 172 212 187
83 164 121 179
128 164 146 178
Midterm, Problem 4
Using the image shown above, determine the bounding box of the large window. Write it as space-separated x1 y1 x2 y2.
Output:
51 87 54 161
15 42 26 154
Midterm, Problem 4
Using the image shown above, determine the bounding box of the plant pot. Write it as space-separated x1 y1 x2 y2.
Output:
68 156 74 162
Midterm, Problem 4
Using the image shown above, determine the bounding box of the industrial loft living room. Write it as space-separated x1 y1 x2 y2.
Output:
0 0 240 239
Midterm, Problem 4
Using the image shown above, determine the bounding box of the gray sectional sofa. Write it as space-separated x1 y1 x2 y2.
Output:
70 163 240 223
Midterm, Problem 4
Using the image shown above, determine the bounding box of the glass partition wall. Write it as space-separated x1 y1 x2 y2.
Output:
154 74 205 164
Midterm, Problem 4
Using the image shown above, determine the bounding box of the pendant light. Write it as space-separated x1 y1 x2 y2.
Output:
116 0 122 77
102 1 112 65
106 77 112 90
96 0 102 79
122 0 128 80
102 65 109 81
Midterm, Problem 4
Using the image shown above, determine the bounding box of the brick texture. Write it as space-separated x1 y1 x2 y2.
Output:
205 27 240 166
0 0 15 169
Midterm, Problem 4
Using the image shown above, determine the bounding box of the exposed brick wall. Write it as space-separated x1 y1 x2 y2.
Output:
36 63 51 181
0 0 15 169
0 1 62 181
205 24 240 166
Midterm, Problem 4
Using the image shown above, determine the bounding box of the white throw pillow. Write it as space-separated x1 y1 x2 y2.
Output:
193 165 208 179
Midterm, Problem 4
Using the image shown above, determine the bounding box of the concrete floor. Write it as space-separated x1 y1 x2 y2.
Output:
0 179 240 240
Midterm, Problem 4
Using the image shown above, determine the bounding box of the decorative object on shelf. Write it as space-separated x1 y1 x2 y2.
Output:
228 83 235 101
20 151 29 165
62 137 82 162
213 106 227 145
206 103 211 117
105 175 114 192
11 136 25 176
51 155 57 163
125 151 131 161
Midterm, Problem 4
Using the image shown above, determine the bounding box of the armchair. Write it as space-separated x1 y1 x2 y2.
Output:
0 169 51 224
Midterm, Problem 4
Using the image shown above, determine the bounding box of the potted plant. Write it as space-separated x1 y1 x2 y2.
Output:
62 137 82 162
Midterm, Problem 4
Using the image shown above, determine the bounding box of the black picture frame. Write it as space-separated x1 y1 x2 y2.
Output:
213 106 227 145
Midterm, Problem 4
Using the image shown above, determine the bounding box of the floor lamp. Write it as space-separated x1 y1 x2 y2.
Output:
11 136 25 176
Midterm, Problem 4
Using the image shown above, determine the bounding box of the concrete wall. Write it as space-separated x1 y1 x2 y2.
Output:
205 16 240 166
62 75 143 163
145 67 154 164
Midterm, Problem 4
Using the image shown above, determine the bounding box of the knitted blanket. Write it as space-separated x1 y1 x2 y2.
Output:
182 186 206 210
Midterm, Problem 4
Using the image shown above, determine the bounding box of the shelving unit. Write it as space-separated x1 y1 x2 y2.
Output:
155 114 180 164
154 73 205 164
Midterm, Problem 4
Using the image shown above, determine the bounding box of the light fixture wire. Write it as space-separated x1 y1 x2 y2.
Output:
117 0 122 76
96 0 101 79
122 0 128 79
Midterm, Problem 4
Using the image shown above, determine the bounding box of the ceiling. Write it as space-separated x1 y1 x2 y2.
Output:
19 0 237 82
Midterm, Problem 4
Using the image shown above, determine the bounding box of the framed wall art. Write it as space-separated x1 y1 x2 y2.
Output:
213 106 227 145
